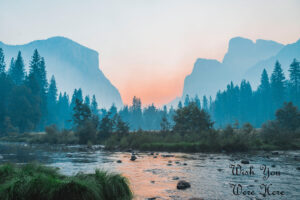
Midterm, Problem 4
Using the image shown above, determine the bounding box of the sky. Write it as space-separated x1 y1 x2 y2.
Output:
1 0 300 106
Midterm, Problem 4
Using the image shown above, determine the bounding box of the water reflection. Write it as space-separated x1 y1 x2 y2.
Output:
0 142 299 200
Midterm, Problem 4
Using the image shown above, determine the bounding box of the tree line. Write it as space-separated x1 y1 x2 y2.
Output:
210 60 300 127
0 47 299 136
107 58 300 130
0 48 99 135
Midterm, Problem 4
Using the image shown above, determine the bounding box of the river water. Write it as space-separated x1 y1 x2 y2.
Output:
0 142 299 200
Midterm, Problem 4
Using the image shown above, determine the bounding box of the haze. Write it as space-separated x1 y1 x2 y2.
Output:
1 0 300 106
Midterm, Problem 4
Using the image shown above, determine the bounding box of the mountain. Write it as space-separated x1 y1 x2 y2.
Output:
182 58 229 98
223 37 284 73
245 39 300 88
0 36 123 108
169 37 291 107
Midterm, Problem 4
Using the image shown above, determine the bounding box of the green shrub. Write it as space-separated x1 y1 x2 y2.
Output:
0 163 132 200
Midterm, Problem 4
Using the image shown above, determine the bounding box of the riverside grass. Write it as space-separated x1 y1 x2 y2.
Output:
0 163 133 200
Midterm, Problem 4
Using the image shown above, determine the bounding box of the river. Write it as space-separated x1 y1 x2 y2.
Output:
0 142 299 200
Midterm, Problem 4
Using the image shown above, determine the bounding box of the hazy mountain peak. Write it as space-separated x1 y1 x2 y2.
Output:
245 37 300 87
222 37 284 72
0 37 123 108
168 37 287 108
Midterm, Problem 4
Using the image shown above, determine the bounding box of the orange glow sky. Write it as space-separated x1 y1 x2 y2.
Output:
1 0 300 106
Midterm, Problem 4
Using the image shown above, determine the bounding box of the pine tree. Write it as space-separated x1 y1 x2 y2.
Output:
47 76 58 125
258 69 272 123
178 101 183 109
84 95 91 107
184 94 190 107
288 59 300 106
239 80 253 123
28 50 41 77
27 50 48 129
202 96 208 111
91 95 98 115
70 89 83 112
39 57 48 91
109 104 117 118
8 58 14 76
77 88 83 102
194 95 201 109
271 61 286 111
130 96 142 130
209 96 213 114
57 92 70 129
9 51 25 85
0 48 5 74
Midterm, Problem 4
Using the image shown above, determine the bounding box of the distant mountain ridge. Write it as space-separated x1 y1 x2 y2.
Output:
0 36 123 108
169 37 299 107
245 39 300 87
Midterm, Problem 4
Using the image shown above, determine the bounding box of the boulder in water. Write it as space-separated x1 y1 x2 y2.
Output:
130 155 137 161
241 160 249 164
177 180 191 190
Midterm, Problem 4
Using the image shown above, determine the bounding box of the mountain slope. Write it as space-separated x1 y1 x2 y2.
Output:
223 37 284 72
245 39 300 88
0 36 123 108
170 37 289 107
182 58 229 98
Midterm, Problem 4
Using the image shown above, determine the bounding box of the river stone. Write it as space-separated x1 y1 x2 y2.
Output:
296 167 300 171
130 155 137 161
272 151 279 155
172 176 179 180
241 160 249 164
116 160 122 163
188 198 204 200
177 180 191 190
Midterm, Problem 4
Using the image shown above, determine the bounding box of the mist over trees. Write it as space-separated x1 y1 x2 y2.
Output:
211 59 300 127
0 47 299 136
0 48 100 135
116 59 299 130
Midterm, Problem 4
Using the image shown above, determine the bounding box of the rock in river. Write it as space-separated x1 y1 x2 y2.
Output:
130 155 137 161
241 160 249 164
177 180 191 190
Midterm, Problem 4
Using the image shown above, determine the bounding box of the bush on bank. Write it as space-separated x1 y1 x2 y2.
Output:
0 163 133 200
